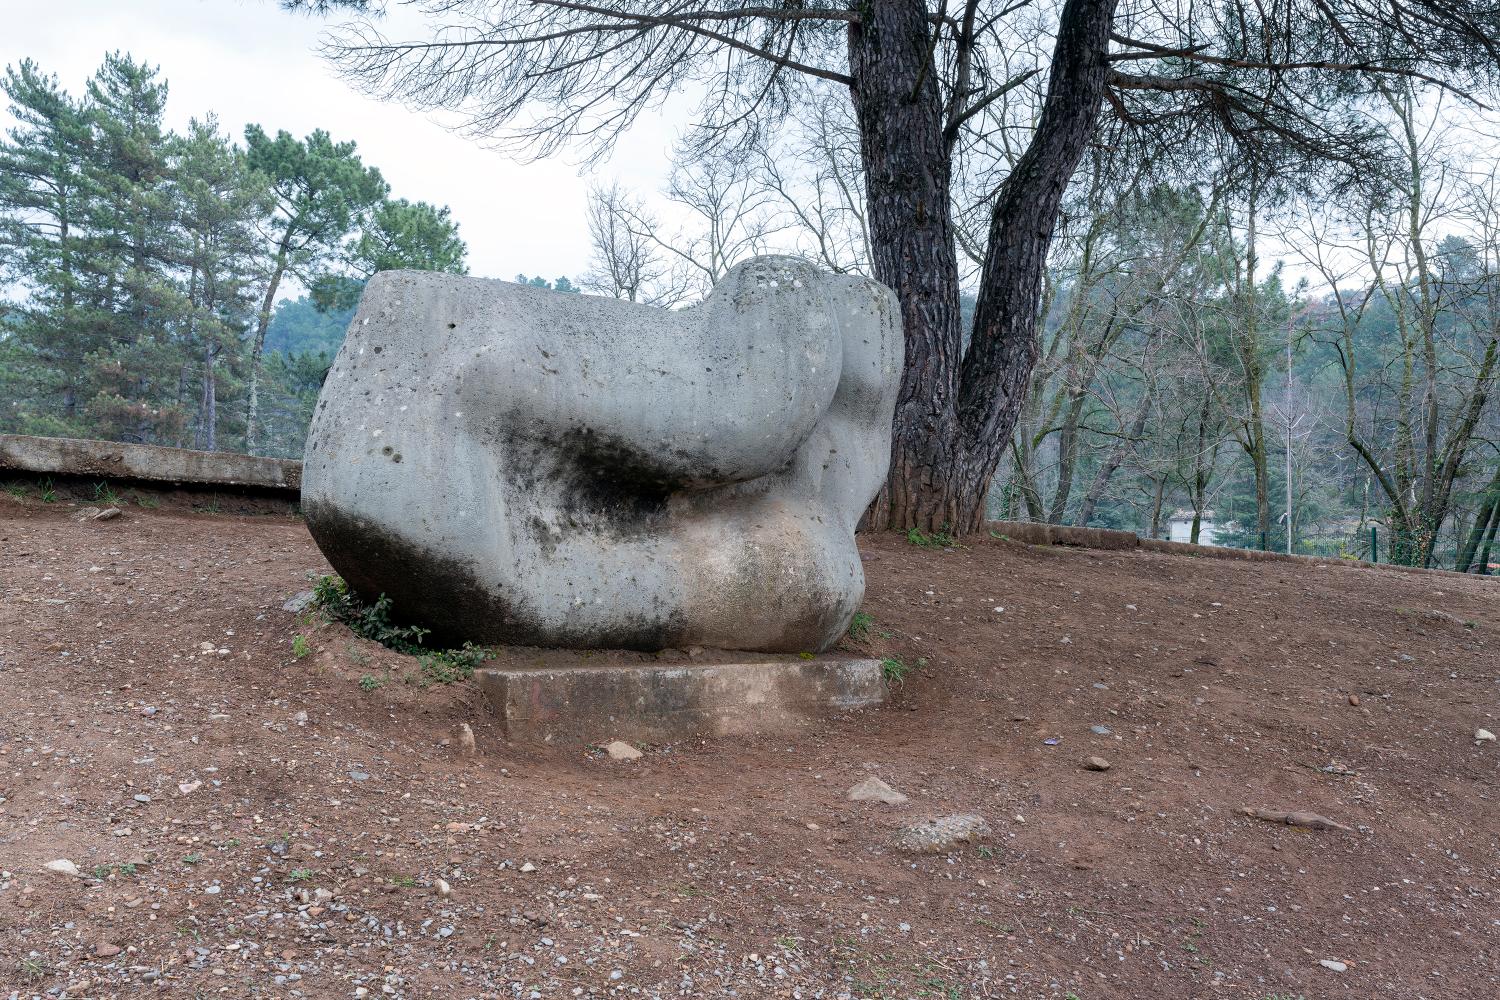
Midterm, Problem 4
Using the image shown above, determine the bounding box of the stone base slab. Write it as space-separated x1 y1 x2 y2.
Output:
476 656 886 744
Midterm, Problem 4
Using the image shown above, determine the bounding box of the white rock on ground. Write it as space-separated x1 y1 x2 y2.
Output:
605 740 643 761
42 859 80 877
847 776 908 804
1475 729 1495 742
896 815 991 853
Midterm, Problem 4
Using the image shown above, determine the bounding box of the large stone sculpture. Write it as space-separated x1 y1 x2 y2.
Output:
301 256 901 653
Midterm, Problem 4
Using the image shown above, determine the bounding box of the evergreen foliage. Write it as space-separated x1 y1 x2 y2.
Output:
0 52 471 457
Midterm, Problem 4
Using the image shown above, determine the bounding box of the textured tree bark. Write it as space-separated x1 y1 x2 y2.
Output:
847 0 964 532
851 0 1119 533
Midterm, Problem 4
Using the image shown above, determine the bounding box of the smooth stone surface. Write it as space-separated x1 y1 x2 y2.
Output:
477 656 886 743
302 256 901 653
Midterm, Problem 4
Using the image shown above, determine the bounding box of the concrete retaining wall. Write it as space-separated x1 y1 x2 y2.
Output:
0 434 300 494
986 519 1487 580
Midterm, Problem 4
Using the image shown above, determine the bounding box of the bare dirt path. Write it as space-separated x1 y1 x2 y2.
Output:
1 492 1497 999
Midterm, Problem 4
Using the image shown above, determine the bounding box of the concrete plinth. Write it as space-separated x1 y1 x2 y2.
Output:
0 434 300 493
476 656 886 744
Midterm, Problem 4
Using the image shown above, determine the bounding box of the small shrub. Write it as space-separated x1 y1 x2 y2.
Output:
313 575 431 651
358 673 384 692
291 634 310 659
418 643 491 685
847 611 874 641
313 575 491 685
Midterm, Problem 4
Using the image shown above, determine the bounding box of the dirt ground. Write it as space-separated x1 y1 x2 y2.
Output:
1 486 1497 1000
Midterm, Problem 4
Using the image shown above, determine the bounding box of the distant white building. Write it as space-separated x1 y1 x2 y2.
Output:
1168 509 1219 546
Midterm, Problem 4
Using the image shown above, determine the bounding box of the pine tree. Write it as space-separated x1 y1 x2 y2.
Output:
79 52 185 443
0 60 93 434
169 116 270 451
242 125 386 454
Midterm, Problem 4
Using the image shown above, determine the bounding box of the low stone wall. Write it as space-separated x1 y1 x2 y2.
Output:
986 519 1486 580
0 434 300 494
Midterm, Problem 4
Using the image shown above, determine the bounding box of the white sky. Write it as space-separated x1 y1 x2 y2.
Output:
3 0 682 283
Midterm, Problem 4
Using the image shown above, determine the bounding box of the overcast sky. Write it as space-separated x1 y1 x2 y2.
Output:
5 0 684 284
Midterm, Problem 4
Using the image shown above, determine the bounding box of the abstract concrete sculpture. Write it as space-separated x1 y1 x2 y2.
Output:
302 256 901 652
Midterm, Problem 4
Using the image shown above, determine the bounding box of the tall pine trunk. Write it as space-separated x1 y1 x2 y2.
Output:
200 341 218 452
245 245 289 456
848 0 964 532
850 0 1118 533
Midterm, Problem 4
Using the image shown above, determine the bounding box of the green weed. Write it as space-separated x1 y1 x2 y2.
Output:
288 868 313 882
314 575 491 685
847 610 874 641
880 656 912 686
92 480 122 505
358 673 384 692
291 634 310 659
38 477 56 503
133 492 160 509
905 526 956 549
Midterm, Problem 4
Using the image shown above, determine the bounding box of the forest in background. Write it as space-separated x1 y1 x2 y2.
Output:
0 53 470 459
3 52 1499 571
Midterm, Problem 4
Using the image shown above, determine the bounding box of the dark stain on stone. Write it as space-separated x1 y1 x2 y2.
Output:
304 499 692 651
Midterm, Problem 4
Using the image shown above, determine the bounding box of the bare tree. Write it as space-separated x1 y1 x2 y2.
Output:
320 0 1500 533
1297 89 1500 566
656 155 779 297
581 182 669 303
